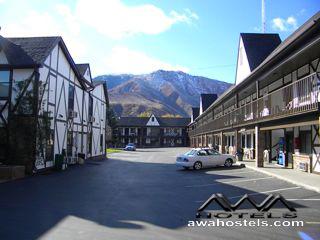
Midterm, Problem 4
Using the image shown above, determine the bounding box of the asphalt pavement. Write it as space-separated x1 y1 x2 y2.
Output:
0 148 319 240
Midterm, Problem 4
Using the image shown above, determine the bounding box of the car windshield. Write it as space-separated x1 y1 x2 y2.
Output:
184 150 197 156
127 143 134 146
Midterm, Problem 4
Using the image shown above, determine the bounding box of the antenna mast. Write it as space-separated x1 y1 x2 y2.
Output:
262 0 266 33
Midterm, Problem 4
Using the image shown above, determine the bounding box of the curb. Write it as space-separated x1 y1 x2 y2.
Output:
244 164 320 193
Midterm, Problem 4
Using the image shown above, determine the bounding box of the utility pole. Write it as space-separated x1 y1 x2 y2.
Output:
262 0 266 33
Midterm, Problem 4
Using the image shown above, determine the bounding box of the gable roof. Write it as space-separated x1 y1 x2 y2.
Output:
1 36 95 90
240 33 281 71
191 107 200 121
0 36 36 67
200 94 218 112
93 81 110 106
158 117 190 127
76 63 89 77
118 117 149 127
117 116 190 127
77 63 95 89
7 36 60 65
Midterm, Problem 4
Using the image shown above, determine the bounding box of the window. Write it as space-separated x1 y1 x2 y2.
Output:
185 150 197 156
206 149 220 155
300 131 311 154
0 71 10 98
152 117 155 122
246 134 251 148
88 95 93 116
197 150 207 156
100 134 103 152
242 134 246 148
45 130 54 161
68 84 75 111
67 131 73 157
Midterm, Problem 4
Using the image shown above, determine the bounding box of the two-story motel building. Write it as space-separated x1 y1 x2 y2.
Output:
189 12 320 174
0 36 109 173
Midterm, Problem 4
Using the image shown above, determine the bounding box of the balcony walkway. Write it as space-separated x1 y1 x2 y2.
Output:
242 160 320 193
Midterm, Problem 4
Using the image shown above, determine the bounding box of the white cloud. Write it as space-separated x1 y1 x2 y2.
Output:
287 16 297 28
2 8 86 60
75 0 198 39
103 46 189 75
55 4 81 35
0 0 196 75
272 16 298 32
298 9 306 16
4 11 60 37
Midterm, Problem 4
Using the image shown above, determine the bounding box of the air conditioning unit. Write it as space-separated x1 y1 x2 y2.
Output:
89 116 95 122
68 110 78 118
298 162 308 172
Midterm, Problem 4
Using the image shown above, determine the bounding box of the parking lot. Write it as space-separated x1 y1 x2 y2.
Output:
0 148 319 240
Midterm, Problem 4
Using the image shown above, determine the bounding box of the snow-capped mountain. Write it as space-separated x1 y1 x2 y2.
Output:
94 70 232 117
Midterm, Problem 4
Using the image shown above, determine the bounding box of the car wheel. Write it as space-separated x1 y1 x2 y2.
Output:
224 158 233 167
193 161 202 170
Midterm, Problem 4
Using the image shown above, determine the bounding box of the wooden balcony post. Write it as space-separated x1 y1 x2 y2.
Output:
255 125 265 167
221 132 226 154
236 130 241 153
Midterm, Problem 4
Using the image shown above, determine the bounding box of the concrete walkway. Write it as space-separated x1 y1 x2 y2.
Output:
242 160 320 193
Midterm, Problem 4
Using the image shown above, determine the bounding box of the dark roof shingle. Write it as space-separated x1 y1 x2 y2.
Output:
200 94 218 112
7 36 60 65
117 116 190 127
191 107 200 121
240 33 281 71
0 36 36 66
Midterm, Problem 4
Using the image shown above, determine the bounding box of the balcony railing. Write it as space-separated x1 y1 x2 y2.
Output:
189 72 319 137
163 132 181 137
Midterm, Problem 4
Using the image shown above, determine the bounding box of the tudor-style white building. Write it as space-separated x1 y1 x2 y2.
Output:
0 36 109 173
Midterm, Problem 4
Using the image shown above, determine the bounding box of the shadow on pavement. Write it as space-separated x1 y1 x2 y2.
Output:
0 156 308 239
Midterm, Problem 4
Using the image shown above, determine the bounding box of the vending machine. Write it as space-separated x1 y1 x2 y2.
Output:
277 137 286 167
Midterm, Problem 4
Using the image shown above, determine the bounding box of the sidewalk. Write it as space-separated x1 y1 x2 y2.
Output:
242 160 320 193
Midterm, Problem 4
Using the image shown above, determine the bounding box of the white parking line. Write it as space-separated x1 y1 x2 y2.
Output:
228 186 302 199
185 176 273 188
207 170 258 175
195 186 301 203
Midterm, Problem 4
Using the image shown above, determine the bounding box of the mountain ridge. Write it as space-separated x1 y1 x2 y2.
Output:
94 70 232 117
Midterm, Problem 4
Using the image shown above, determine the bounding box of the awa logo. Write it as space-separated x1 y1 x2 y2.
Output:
196 193 296 218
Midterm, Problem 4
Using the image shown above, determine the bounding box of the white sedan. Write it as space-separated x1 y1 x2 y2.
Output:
176 148 236 170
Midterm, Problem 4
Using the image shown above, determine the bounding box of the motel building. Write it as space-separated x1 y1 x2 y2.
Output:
115 114 190 148
188 12 320 174
0 36 109 174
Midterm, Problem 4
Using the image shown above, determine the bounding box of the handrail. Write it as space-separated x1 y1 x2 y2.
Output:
189 72 319 137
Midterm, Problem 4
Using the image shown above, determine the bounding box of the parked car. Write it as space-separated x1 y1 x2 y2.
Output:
176 148 236 170
124 143 136 151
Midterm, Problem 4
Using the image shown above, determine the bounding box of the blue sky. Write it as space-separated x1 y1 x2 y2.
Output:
0 0 318 83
